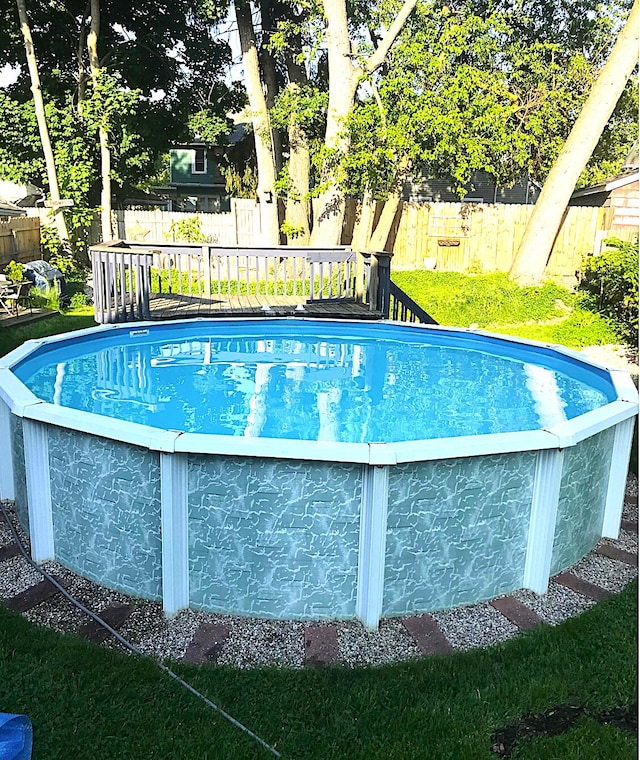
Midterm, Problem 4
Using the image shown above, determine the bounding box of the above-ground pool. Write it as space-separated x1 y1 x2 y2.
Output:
0 318 637 628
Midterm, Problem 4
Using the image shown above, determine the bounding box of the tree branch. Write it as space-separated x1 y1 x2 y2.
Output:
365 0 419 74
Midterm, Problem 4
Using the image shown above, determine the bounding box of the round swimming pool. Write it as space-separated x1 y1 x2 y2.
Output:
0 318 637 628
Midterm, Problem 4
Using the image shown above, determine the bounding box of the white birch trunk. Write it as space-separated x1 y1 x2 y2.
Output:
509 0 640 285
235 1 280 246
16 0 70 246
88 0 113 242
285 119 311 244
310 0 358 246
311 0 419 246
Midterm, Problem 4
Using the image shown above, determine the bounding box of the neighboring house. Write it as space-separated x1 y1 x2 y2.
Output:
0 180 43 208
403 169 541 205
568 172 639 238
0 200 26 219
152 139 229 213
150 123 252 213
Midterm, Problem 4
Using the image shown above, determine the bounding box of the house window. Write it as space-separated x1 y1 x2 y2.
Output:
193 148 206 174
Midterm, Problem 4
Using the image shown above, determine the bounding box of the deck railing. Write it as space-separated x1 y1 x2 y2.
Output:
90 241 397 324
388 281 438 325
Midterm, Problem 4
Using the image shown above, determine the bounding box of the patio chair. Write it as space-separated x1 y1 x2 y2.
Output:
0 280 33 318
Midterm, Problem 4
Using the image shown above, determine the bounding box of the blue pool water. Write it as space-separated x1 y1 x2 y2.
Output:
14 320 615 443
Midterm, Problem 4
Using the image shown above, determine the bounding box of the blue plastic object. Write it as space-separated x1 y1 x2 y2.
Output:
0 714 32 760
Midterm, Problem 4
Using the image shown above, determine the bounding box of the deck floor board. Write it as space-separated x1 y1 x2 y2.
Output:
99 292 384 322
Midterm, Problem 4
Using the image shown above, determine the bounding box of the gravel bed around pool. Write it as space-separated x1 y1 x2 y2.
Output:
571 554 638 594
430 603 519 651
600 528 638 554
0 469 637 669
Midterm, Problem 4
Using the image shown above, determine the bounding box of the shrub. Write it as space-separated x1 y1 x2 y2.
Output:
578 238 639 345
4 260 25 282
69 291 90 309
167 216 207 243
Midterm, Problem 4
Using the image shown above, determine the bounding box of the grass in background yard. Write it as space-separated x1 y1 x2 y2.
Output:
0 582 636 759
487 310 621 348
0 307 96 358
392 271 621 348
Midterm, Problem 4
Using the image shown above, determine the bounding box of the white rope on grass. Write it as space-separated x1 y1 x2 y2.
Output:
0 501 281 758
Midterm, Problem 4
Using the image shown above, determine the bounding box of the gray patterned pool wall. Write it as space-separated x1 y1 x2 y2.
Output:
0 321 637 629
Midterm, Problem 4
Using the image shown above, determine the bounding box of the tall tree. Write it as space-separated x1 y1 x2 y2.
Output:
14 0 70 246
509 0 640 285
234 0 280 245
1 0 237 197
310 0 419 245
86 0 112 242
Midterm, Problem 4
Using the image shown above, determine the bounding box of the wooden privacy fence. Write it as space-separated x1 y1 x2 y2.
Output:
90 241 398 324
112 200 609 283
0 216 40 267
389 202 604 282
112 199 261 246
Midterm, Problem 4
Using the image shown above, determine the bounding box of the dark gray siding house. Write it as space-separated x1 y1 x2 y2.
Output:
403 169 541 205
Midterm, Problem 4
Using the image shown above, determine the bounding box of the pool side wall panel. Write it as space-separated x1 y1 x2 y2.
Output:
0 399 15 501
550 427 616 576
47 426 163 600
187 455 362 619
10 414 29 530
382 452 537 616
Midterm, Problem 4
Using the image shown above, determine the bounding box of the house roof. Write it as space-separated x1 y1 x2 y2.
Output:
0 199 26 217
0 180 43 205
171 124 250 152
622 143 639 171
570 170 640 199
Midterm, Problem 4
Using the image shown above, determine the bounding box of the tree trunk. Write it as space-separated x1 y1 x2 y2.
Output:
509 0 640 285
259 0 283 175
76 3 90 106
15 0 70 246
310 0 359 246
235 0 280 246
285 118 311 244
352 189 376 250
311 0 419 246
87 0 113 242
367 155 411 251
283 50 312 245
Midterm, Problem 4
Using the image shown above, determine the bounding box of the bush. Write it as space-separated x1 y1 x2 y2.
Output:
167 216 207 243
578 238 639 345
3 260 25 282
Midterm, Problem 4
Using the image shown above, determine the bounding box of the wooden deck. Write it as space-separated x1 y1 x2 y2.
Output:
89 241 436 325
146 292 384 321
0 306 58 328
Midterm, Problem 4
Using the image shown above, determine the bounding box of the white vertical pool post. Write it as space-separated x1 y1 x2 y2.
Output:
160 453 189 616
356 464 390 630
0 399 14 501
602 417 636 538
22 419 54 562
523 449 564 594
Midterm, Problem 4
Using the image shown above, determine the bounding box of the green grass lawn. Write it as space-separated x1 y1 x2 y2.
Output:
0 583 636 759
0 307 96 357
392 271 621 348
0 276 636 759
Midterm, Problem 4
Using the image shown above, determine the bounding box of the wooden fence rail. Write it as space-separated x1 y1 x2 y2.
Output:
102 200 614 285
